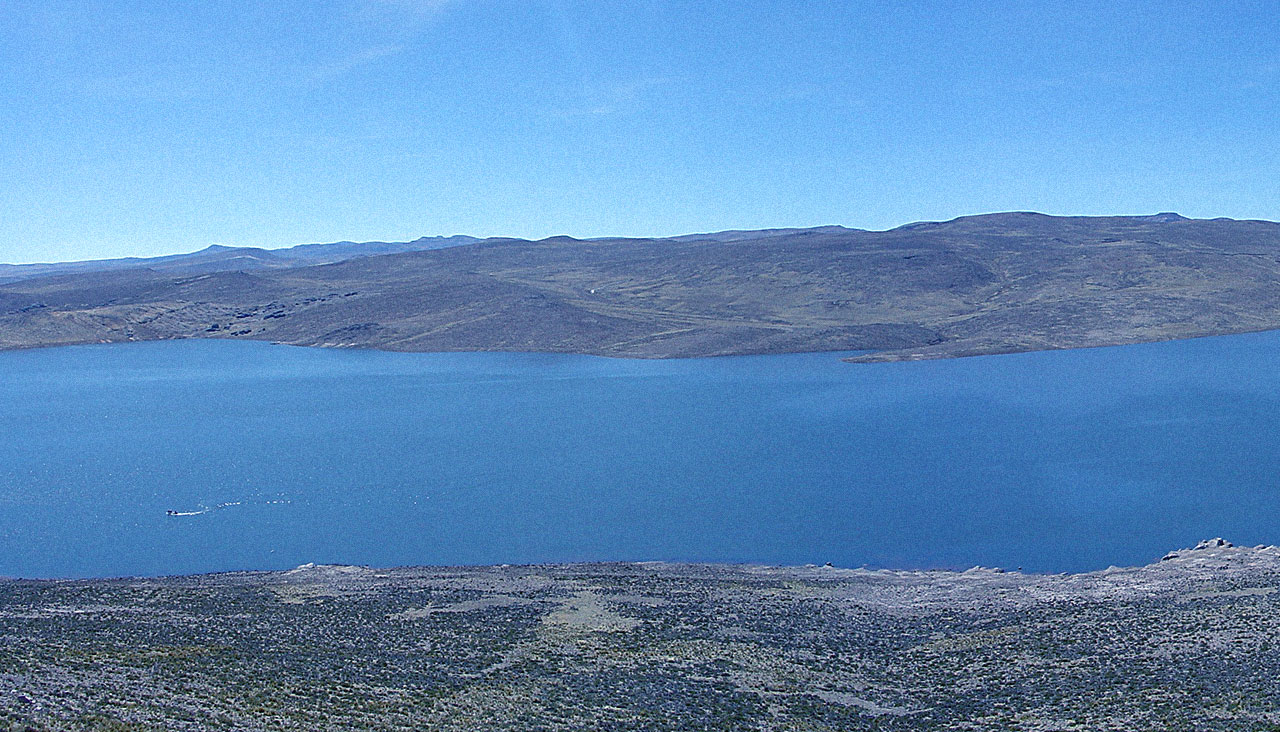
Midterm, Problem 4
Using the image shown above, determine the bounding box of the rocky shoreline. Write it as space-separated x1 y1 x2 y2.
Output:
3 539 1278 730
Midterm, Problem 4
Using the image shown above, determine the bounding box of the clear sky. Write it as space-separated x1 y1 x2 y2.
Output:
1 0 1277 263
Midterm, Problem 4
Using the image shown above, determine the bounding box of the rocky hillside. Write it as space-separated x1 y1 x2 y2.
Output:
5 213 1280 360
1 539 1278 730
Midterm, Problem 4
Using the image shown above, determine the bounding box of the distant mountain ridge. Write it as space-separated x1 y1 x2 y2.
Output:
4 212 1280 361
0 228 869 284
0 234 483 284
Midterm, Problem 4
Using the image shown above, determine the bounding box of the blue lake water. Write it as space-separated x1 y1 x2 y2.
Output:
1 334 1278 578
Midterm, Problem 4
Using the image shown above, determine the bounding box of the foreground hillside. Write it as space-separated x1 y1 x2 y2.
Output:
5 213 1280 360
2 539 1278 731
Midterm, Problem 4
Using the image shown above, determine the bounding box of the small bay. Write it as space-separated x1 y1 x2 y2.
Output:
2 333 1277 578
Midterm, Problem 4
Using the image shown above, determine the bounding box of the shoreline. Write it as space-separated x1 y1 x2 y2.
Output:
4 323 1280 364
3 538 1271 584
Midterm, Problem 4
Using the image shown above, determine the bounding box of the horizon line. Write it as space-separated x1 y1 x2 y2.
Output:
3 210 1275 267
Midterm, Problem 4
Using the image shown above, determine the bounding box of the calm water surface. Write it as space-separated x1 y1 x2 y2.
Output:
2 334 1278 578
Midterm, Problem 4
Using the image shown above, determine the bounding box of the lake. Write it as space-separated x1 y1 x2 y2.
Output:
2 334 1278 578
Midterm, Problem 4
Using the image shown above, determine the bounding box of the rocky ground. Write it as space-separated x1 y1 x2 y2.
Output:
2 539 1279 731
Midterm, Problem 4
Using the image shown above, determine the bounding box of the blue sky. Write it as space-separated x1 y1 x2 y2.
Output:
1 0 1277 263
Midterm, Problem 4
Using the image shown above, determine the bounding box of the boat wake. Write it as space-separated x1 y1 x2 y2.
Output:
165 499 289 517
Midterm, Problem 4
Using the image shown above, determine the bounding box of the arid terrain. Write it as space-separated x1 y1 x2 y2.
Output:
6 213 1280 361
2 539 1278 731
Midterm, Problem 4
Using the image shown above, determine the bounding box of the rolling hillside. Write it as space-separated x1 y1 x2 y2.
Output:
5 213 1280 361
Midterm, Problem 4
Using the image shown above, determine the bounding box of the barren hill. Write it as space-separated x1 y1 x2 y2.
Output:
5 212 1280 360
